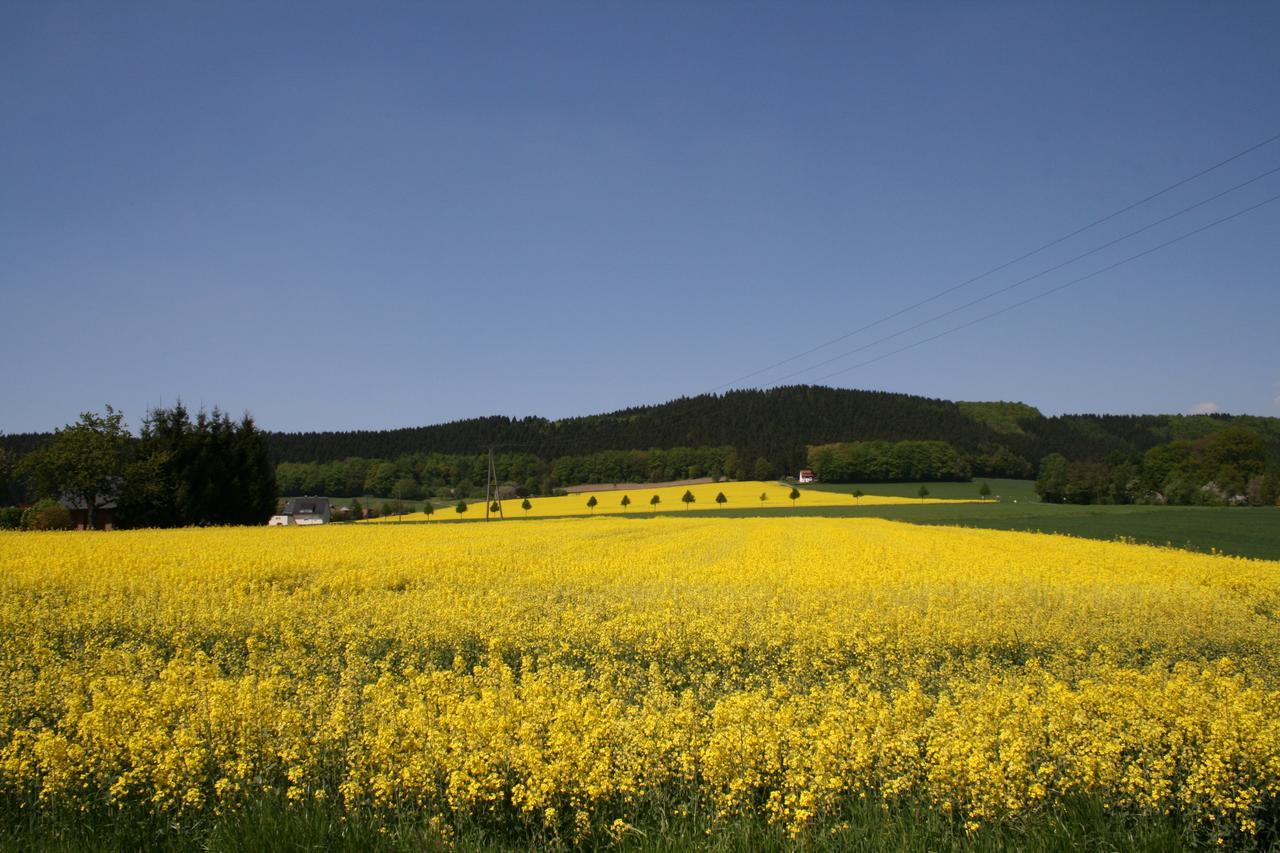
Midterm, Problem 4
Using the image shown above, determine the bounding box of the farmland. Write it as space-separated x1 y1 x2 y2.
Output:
358 479 1280 562
4 518 1280 849
362 480 974 522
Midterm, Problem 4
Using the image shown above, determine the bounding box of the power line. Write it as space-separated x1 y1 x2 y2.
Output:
763 162 1280 385
807 190 1280 383
712 129 1280 392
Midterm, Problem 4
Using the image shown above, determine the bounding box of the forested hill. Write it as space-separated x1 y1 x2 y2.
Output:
6 386 1279 476
260 386 1280 472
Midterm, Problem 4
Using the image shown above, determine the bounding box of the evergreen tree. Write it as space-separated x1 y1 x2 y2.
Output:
979 481 992 500
649 494 660 512
586 495 598 514
715 491 727 508
681 489 695 509
620 494 631 511
789 487 800 506
918 485 930 502
116 403 277 528
521 497 532 517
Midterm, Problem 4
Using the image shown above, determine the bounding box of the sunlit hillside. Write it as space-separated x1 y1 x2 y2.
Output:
362 481 975 521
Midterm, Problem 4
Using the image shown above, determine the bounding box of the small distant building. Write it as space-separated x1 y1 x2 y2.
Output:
269 496 331 526
797 469 815 484
61 498 116 531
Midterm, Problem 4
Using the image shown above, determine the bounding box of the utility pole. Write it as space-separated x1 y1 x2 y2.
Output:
484 446 505 521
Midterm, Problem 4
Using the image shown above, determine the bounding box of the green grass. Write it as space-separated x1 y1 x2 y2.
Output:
653 502 1280 561
802 477 1040 503
3 794 1256 852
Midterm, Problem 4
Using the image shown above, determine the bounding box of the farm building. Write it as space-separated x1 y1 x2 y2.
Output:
269 497 331 526
61 498 116 531
798 469 815 484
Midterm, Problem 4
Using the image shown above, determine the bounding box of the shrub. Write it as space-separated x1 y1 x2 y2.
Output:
22 499 73 531
0 506 24 530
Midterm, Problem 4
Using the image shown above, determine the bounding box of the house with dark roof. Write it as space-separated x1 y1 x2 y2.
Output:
61 497 117 530
269 496 331 526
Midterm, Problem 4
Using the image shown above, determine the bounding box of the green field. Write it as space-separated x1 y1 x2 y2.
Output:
673 484 1280 561
802 477 1040 503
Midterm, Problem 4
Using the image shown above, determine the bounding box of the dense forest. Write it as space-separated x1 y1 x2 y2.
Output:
5 386 1280 505
255 386 1280 470
807 441 972 483
1035 426 1280 507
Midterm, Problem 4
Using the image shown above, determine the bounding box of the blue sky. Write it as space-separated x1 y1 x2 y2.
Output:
3 2 1278 434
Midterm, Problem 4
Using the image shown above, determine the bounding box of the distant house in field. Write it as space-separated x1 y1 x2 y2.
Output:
797 469 815 484
269 496 331 526
61 498 116 531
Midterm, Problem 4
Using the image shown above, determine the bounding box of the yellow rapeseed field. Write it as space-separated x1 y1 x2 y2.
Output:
2 517 1279 842
365 480 968 521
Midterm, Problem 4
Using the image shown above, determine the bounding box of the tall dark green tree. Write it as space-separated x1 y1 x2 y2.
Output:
681 489 695 509
116 403 277 527
620 494 631 511
789 487 800 506
715 491 727 508
586 495 598 514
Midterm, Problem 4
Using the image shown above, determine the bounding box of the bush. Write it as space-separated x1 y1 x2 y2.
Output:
22 499 73 531
0 506 23 530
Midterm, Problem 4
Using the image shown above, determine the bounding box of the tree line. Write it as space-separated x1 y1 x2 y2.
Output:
807 440 972 483
5 387 1279 514
1 403 276 529
276 446 766 500
1035 426 1280 506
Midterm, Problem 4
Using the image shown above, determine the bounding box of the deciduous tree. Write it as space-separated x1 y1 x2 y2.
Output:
20 406 128 530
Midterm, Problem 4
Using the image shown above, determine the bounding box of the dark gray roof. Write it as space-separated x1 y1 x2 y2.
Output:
283 497 330 515
60 497 118 510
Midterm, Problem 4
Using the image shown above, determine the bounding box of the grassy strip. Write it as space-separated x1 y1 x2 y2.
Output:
799 478 1041 503
0 795 1243 852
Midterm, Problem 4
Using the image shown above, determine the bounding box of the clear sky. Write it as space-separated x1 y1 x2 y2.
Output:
3 2 1278 434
